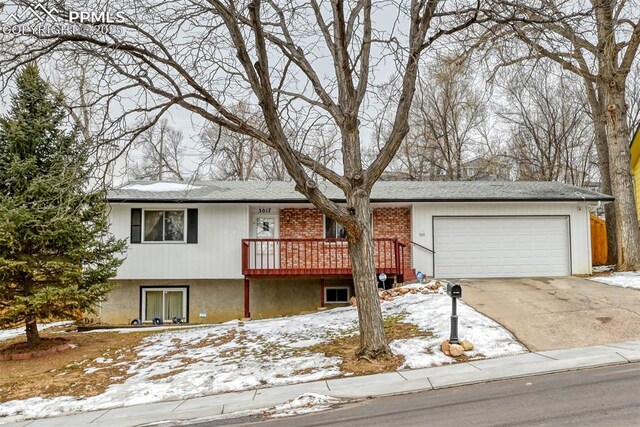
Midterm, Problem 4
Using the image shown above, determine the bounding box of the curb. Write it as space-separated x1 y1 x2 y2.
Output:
2 342 639 426
428 359 634 391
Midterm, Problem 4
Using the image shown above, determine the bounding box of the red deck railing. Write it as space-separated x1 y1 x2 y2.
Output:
242 238 405 278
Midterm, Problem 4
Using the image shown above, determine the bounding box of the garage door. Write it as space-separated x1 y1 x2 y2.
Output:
433 216 571 278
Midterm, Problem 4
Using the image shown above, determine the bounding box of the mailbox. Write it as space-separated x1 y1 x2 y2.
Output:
447 282 462 344
446 283 462 298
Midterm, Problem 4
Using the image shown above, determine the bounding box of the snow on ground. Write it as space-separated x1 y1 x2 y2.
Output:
0 321 73 343
0 282 525 422
122 183 200 192
589 271 640 289
592 265 615 273
386 288 525 368
150 393 346 426
269 393 344 418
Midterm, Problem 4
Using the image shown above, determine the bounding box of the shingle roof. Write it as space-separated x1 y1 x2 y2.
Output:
106 180 613 203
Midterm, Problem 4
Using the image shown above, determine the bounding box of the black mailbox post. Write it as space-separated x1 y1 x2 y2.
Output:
446 283 462 344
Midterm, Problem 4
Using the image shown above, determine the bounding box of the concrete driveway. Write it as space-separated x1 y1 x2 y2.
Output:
459 277 640 351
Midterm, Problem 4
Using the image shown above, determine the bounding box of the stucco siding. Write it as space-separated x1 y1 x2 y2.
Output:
100 280 244 324
109 204 249 280
411 202 592 277
98 279 343 324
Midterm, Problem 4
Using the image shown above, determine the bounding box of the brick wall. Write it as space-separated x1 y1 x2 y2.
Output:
277 207 413 279
279 208 323 239
372 207 413 278
279 208 344 270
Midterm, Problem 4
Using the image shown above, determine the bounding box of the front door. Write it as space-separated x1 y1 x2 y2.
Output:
251 214 279 269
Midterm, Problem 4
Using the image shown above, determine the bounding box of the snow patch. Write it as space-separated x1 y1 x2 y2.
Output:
122 183 200 192
589 271 640 289
269 393 343 418
592 265 615 273
384 287 525 368
139 394 345 426
0 281 525 422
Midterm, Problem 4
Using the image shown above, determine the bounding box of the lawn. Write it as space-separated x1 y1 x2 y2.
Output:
0 281 525 422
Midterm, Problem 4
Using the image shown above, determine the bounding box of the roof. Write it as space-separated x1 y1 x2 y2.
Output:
106 180 614 203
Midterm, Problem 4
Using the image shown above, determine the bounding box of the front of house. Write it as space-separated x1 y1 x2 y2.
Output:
99 180 612 325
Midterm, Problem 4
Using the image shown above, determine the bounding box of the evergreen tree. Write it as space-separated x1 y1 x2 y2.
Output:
0 64 126 347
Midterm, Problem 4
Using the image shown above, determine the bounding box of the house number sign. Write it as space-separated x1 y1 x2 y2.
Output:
258 208 272 213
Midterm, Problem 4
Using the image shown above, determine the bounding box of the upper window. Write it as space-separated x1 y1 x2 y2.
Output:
144 210 185 242
325 216 347 239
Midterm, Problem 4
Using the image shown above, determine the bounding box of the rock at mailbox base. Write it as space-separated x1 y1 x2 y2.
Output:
449 344 465 357
461 340 474 351
440 340 451 356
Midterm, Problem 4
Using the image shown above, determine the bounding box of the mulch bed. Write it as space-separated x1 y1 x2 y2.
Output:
0 338 73 361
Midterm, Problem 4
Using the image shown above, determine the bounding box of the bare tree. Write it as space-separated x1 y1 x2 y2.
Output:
484 0 640 269
130 119 186 181
498 69 597 186
47 57 130 188
470 123 513 180
200 124 264 181
627 64 640 137
199 102 337 180
374 54 489 180
0 0 486 358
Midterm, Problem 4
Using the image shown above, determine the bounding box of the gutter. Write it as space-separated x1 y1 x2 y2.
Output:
106 197 615 204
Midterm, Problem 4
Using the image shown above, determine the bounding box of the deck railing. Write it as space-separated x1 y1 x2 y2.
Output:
242 238 405 277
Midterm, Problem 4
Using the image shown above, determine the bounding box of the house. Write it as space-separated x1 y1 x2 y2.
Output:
461 156 512 181
101 180 612 325
631 126 640 221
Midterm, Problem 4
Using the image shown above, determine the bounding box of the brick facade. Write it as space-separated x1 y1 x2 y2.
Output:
279 208 323 239
372 207 413 278
277 207 413 280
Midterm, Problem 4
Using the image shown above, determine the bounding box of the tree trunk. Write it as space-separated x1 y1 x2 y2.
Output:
592 111 618 265
603 188 618 266
347 190 391 359
25 315 41 348
604 87 640 269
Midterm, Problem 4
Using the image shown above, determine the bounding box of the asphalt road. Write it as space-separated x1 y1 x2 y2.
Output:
202 363 640 427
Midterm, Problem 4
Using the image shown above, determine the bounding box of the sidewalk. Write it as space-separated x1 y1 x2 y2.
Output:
5 340 640 427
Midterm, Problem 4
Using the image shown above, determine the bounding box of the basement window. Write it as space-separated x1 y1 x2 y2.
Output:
141 287 188 323
325 286 350 304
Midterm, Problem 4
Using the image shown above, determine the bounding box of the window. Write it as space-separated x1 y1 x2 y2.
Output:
325 216 347 239
143 210 185 242
325 286 350 303
255 217 276 238
141 287 188 322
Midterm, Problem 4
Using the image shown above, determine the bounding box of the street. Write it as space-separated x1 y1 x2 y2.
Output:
207 363 640 427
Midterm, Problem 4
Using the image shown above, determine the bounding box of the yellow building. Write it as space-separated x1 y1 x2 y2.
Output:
632 126 640 221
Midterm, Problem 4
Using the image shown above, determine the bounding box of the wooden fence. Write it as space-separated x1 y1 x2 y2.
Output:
590 215 607 266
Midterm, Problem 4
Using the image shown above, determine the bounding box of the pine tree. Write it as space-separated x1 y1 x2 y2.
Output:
0 64 126 347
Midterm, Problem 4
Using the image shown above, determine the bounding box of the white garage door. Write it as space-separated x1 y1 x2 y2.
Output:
433 216 571 278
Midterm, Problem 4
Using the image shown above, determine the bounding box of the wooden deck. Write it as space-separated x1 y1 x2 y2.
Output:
241 238 406 279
